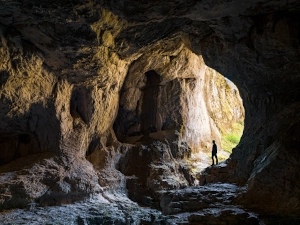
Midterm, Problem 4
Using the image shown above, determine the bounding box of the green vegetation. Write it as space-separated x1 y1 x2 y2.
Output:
221 119 244 153
225 133 240 144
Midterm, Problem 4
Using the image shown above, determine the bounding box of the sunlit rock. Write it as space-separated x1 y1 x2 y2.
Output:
0 0 299 223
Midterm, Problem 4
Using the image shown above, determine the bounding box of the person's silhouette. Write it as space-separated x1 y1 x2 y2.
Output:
212 140 218 165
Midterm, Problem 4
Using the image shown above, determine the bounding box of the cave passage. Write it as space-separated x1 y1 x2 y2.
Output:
140 70 160 136
188 75 245 174
113 65 244 172
218 77 244 161
113 69 181 144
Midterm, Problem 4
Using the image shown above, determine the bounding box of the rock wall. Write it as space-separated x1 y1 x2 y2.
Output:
0 1 243 211
198 11 300 215
0 0 299 217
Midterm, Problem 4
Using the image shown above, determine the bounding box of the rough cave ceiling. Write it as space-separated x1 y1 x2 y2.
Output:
0 0 299 222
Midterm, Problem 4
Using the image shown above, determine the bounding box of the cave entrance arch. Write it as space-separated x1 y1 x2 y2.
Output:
188 74 245 173
113 67 244 170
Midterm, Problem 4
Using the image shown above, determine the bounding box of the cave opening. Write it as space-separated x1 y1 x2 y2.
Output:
187 75 245 174
114 65 244 174
112 65 245 208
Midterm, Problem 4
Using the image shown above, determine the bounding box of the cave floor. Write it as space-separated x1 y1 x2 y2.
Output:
183 151 230 182
0 192 163 225
159 182 260 224
0 182 275 225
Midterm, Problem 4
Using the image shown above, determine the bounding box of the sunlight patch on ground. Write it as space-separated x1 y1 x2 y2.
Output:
184 149 231 178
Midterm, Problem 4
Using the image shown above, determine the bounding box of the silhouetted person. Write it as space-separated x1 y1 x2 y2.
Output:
212 140 218 165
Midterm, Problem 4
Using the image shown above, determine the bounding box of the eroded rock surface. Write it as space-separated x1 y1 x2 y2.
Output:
0 0 299 222
0 152 101 210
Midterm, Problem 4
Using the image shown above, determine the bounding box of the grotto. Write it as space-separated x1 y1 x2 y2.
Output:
0 0 299 224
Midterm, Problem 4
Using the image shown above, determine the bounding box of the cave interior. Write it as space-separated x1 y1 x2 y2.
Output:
0 0 300 224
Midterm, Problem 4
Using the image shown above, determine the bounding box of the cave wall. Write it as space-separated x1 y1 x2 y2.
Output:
197 12 300 214
0 0 299 216
0 3 128 209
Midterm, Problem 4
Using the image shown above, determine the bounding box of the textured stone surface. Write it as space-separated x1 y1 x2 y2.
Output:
0 0 299 220
0 195 167 225
0 152 101 211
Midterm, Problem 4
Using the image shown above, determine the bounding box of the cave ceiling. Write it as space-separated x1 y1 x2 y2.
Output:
0 0 300 220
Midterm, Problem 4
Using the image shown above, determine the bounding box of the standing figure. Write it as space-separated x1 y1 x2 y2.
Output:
212 140 218 165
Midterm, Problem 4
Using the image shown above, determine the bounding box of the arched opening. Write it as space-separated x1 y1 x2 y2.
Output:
186 74 245 175
219 78 244 161
109 44 247 211
113 69 182 144
114 63 244 176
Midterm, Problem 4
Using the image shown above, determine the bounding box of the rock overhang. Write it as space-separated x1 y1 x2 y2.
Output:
0 0 299 217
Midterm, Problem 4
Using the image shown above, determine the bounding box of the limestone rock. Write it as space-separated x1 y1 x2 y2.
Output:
0 0 299 220
0 152 101 210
